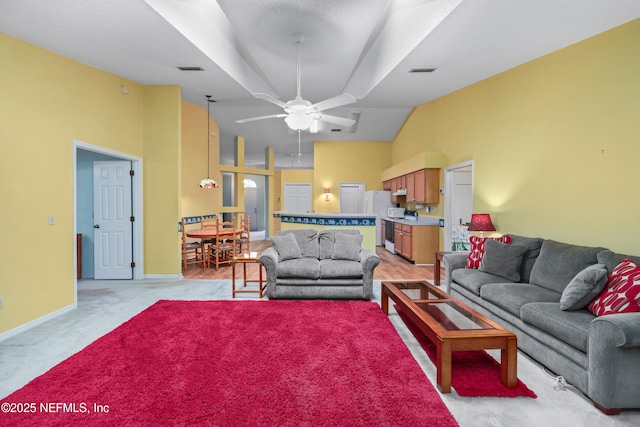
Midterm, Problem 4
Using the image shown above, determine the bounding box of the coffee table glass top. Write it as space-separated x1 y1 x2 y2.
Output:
384 281 495 331
414 301 493 331
386 281 447 301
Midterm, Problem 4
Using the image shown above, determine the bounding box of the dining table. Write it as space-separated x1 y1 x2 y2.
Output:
185 227 243 240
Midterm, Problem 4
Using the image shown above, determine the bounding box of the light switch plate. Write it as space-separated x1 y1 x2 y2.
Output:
48 216 55 225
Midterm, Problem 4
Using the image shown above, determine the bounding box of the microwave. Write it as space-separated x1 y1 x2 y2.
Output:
387 207 405 218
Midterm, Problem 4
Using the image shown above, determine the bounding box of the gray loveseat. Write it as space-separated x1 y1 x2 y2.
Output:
259 229 379 300
443 235 640 414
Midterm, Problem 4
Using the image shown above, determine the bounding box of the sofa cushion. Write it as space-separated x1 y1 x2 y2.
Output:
276 258 320 279
465 235 512 268
451 268 514 296
588 259 640 316
270 233 302 261
529 240 603 294
480 283 561 317
318 229 360 260
319 259 363 279
278 229 319 258
520 302 594 352
478 239 528 282
506 235 544 283
331 233 363 261
597 250 640 274
559 264 608 311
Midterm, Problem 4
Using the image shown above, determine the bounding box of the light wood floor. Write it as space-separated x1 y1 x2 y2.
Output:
182 239 444 282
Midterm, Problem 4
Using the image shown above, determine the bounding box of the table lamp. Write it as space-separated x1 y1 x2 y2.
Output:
467 213 496 238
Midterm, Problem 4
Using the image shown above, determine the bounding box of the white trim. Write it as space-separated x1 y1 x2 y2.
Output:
443 160 474 251
145 274 183 280
0 304 75 342
73 140 145 286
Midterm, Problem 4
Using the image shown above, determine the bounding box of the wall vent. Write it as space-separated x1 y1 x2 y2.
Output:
177 66 204 71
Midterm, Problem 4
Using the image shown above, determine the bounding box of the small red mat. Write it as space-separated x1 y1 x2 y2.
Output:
396 305 537 398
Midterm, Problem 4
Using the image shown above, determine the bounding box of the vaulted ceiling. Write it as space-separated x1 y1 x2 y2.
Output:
2 1 639 168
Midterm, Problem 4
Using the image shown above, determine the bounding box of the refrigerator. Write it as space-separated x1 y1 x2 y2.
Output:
364 190 394 246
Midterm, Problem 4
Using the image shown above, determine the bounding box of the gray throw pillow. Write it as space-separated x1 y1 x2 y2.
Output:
331 233 363 261
270 233 302 261
478 239 528 282
559 263 608 311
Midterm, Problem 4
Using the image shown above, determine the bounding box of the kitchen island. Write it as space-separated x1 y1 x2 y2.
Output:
274 211 378 252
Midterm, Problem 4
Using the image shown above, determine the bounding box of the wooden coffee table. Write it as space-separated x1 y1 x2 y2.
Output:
381 280 517 393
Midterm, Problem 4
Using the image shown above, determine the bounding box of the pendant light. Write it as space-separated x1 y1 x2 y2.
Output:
199 95 219 188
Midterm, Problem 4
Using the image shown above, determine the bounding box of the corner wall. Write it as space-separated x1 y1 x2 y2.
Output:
392 19 640 254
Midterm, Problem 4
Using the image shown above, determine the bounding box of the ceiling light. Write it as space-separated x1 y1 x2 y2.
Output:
199 95 219 189
285 114 312 131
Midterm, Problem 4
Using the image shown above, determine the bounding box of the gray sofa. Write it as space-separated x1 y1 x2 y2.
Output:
260 229 380 300
443 235 640 414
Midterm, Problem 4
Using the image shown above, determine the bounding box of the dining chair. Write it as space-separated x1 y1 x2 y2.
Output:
181 217 205 270
236 215 251 255
207 217 236 270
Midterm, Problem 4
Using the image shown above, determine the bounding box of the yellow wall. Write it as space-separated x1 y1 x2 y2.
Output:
142 86 182 275
181 101 222 217
0 34 182 333
392 19 640 254
314 141 392 212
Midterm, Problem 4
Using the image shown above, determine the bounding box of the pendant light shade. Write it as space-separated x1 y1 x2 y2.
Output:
199 95 219 189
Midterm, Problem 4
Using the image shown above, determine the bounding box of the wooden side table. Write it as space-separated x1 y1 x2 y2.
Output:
434 251 452 286
232 252 265 298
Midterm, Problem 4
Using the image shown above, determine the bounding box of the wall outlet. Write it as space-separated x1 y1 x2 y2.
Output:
48 216 55 225
0 297 3 309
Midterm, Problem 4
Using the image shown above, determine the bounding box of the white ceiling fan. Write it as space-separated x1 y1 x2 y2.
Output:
236 33 357 132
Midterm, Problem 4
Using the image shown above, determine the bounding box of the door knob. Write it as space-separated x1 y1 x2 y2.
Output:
94 224 100 229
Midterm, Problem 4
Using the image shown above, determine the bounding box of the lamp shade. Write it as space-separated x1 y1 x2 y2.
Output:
285 113 312 131
467 213 496 232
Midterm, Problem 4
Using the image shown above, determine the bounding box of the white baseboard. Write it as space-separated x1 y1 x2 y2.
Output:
0 303 76 342
144 274 183 280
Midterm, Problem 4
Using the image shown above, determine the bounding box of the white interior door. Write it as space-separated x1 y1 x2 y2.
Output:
284 183 312 212
452 171 473 227
244 187 258 231
339 183 365 213
93 160 133 279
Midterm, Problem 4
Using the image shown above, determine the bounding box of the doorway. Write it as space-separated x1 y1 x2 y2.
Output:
339 182 365 213
74 141 144 284
443 161 474 251
283 183 312 212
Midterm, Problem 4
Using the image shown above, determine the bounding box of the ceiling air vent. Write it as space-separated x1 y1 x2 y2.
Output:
331 129 342 132
409 68 436 73
177 66 204 71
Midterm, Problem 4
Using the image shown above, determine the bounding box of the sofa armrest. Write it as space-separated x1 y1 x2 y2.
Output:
588 313 640 410
259 247 279 297
442 252 469 293
359 249 380 299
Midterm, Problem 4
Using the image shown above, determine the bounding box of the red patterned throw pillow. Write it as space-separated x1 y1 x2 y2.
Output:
465 235 513 269
588 259 640 316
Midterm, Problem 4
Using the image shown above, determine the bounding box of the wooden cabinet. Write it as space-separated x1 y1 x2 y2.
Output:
384 167 439 204
393 223 403 254
393 222 439 264
400 224 413 260
404 168 439 204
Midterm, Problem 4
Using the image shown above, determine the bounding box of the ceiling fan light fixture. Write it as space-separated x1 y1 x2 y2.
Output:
285 114 313 131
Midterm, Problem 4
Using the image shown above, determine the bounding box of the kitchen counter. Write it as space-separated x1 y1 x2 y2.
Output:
273 211 378 251
384 217 442 226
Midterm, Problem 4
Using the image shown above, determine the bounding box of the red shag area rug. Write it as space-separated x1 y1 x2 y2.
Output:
396 307 537 398
1 300 458 426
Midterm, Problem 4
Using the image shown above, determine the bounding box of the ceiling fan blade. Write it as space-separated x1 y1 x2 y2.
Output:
236 114 286 124
317 113 356 127
309 93 356 113
252 93 288 109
